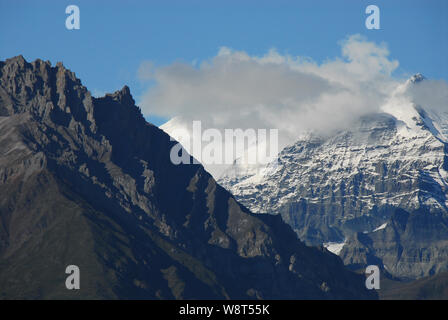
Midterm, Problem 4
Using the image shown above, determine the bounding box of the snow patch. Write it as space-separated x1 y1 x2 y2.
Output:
323 240 346 255
373 222 387 232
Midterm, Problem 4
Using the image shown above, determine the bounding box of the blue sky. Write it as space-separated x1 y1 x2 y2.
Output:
1 0 447 125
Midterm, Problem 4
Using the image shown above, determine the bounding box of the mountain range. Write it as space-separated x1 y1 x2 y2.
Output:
0 56 375 299
219 74 448 281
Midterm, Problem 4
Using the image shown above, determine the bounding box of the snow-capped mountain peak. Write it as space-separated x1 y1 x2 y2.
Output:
217 76 448 279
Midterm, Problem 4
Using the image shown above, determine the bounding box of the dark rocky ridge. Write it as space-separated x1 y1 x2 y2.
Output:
0 56 375 299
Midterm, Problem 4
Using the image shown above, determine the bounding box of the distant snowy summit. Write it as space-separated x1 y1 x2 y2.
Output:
218 74 448 280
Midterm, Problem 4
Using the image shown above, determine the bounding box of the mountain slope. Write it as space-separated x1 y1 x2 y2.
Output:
380 270 448 300
0 56 375 299
219 76 448 280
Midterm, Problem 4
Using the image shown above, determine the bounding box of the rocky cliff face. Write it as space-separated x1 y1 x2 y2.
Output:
0 56 374 299
219 76 448 280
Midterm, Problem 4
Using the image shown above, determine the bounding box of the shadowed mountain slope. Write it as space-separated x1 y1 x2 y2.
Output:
0 56 375 299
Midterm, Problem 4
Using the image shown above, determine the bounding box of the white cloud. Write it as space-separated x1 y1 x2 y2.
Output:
137 35 420 176
140 35 399 143
406 79 448 114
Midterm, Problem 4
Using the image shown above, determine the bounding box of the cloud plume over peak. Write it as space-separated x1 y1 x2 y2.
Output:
139 34 402 149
